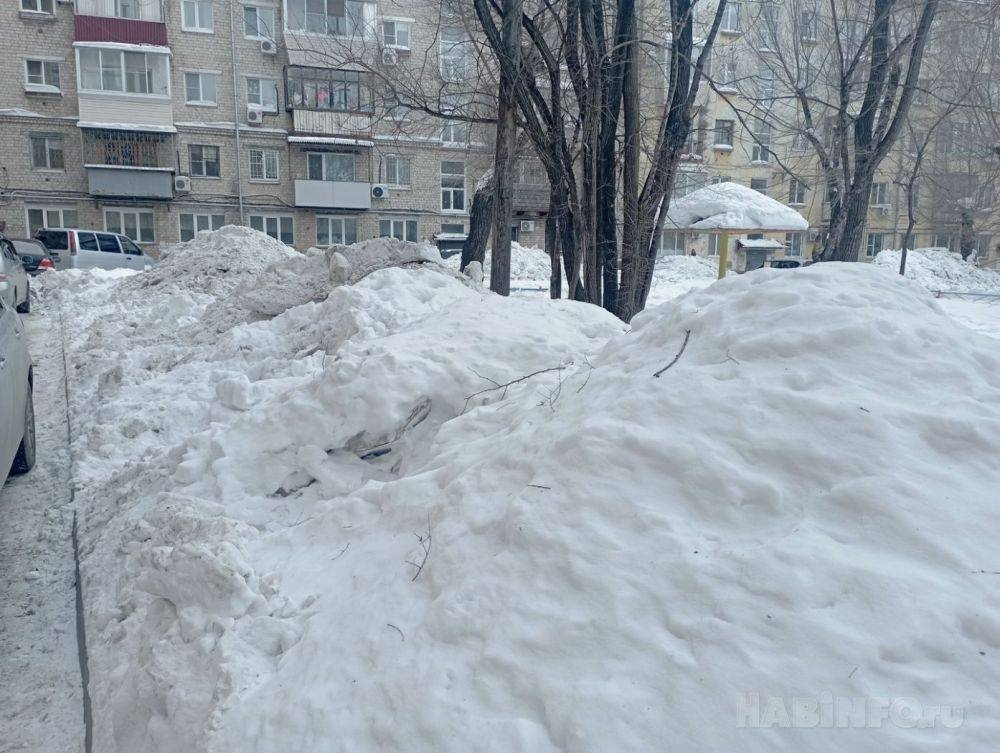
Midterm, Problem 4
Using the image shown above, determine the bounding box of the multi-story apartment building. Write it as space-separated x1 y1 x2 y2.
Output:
0 0 550 252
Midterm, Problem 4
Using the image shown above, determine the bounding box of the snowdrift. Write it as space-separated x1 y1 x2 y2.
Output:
873 247 1000 293
45 232 1000 753
443 241 554 289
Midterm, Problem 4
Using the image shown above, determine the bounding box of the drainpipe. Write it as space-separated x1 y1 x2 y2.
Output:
229 0 246 224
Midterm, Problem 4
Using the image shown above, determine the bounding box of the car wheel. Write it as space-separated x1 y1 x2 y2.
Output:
16 282 30 314
10 382 36 475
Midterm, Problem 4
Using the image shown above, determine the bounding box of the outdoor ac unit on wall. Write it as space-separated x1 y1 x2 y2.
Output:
382 47 399 66
260 39 277 54
371 185 389 199
247 107 264 125
520 220 536 232
174 175 191 193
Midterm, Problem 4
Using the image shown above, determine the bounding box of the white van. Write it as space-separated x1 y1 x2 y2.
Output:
34 228 156 271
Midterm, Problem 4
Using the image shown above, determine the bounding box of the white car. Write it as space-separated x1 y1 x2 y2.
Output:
0 294 35 484
34 228 155 271
0 237 31 313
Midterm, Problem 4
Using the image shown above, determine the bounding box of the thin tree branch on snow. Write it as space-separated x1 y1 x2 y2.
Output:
463 362 574 412
653 330 691 378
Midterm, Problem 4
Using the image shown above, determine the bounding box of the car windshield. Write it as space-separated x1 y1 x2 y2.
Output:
35 230 69 251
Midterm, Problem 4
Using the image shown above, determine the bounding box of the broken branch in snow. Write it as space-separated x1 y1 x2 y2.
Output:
406 515 433 582
330 542 350 561
386 623 405 641
653 330 692 378
463 362 573 413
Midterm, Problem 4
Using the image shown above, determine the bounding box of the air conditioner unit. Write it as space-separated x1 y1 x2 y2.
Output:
247 106 264 125
808 229 820 241
520 220 536 232
382 47 399 66
371 184 389 199
174 175 191 193
260 39 277 54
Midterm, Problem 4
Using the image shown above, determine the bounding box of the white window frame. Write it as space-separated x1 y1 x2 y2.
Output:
104 207 156 243
307 151 356 181
25 206 77 234
379 217 418 242
871 181 889 206
751 119 771 163
720 2 740 33
249 213 294 245
383 154 411 187
248 147 280 182
316 215 359 245
24 58 62 93
441 119 468 147
179 212 226 241
382 18 412 49
283 0 376 39
750 177 769 195
20 0 54 14
75 46 171 98
439 27 468 82
441 160 466 213
866 232 887 258
785 232 803 256
189 144 221 178
713 119 734 147
788 178 806 205
181 0 215 33
243 3 277 39
659 231 687 256
184 70 219 106
246 75 279 112
29 134 64 170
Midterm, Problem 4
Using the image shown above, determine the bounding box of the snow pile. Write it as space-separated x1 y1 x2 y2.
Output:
873 247 1000 293
444 241 552 287
48 250 1000 752
665 181 808 232
646 254 719 306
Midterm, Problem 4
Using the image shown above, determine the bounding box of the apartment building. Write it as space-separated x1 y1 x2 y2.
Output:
0 0 550 252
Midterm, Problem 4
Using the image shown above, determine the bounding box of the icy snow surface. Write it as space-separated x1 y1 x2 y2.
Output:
40 230 1000 753
873 247 1000 293
664 181 809 232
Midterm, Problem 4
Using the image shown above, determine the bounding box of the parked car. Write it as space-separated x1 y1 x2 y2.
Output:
0 294 35 484
10 238 56 275
34 228 155 271
0 236 31 314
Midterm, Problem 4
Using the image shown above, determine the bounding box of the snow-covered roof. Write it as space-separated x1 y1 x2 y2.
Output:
287 135 374 148
77 121 177 134
665 181 808 232
435 232 468 241
737 238 785 250
0 107 43 118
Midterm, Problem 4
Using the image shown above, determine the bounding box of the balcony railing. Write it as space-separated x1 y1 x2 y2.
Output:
82 129 172 168
74 14 167 45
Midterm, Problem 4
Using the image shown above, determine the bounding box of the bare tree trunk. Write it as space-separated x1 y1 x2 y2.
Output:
960 208 975 260
489 0 523 296
546 188 562 299
462 171 495 271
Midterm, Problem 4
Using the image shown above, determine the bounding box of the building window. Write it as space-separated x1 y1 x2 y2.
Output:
286 67 372 112
244 4 276 38
181 0 214 31
316 216 358 245
30 135 64 170
711 175 732 185
757 2 779 50
865 232 887 258
249 214 294 245
382 19 410 49
25 59 60 93
441 120 468 146
249 148 279 181
799 9 818 41
719 54 738 89
788 178 806 205
184 72 218 105
21 0 54 13
871 181 889 206
441 161 465 212
285 0 371 37
307 152 355 181
750 177 768 195
785 232 803 256
247 76 278 112
26 206 77 234
708 234 721 255
439 27 468 81
660 231 687 256
78 48 170 96
379 218 418 242
791 130 811 152
105 208 155 243
713 119 734 146
720 2 740 32
179 213 225 241
751 118 771 162
189 144 221 178
756 66 776 99
441 223 464 234
383 154 410 186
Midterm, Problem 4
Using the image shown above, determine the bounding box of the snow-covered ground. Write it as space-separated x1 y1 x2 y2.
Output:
873 247 1000 293
22 230 1000 752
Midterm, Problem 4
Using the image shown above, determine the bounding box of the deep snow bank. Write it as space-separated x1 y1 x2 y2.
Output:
48 240 1000 752
443 241 553 286
873 247 1000 292
646 254 719 306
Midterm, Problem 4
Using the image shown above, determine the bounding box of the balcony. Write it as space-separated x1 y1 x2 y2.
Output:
74 0 166 45
82 128 174 199
294 180 372 210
